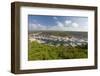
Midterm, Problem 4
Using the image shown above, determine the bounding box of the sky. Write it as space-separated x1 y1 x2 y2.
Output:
28 15 88 32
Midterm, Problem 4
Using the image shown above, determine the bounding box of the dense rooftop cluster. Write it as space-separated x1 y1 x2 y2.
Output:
29 32 88 47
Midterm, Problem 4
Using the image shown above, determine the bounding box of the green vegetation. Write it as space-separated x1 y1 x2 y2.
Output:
28 41 88 60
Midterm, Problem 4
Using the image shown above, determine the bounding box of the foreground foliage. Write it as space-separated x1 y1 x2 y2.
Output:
28 41 88 60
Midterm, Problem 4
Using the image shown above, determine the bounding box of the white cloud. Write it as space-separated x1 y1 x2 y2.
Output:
65 20 72 24
48 21 64 31
29 20 88 32
56 21 63 27
72 23 79 28
64 20 72 27
29 23 47 31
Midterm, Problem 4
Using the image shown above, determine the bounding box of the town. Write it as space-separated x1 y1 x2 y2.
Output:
29 32 88 47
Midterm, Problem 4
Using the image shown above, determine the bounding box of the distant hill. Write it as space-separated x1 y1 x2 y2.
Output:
29 31 87 39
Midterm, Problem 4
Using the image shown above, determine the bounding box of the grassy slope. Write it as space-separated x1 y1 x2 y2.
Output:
28 41 88 61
